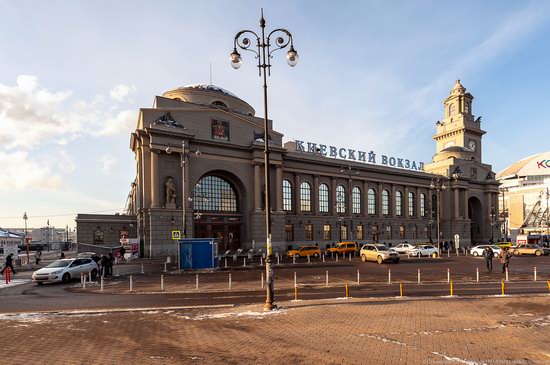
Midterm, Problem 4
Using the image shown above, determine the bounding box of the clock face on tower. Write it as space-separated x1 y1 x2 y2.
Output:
468 140 477 151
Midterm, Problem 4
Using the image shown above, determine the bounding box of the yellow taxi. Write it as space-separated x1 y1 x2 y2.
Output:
287 245 321 258
495 242 513 248
325 242 358 255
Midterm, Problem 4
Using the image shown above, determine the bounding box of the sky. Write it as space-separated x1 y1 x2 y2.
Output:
1 0 549 230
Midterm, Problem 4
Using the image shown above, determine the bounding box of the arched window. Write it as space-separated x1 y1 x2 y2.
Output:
336 185 346 214
211 100 228 109
449 103 456 116
408 192 415 217
352 187 361 214
300 181 311 212
367 188 376 215
420 193 426 217
382 190 390 215
193 176 237 212
319 183 329 213
282 180 292 211
396 191 403 216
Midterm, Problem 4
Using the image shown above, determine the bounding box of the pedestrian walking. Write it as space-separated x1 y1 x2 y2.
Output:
500 248 511 273
483 246 494 272
119 246 126 262
35 250 42 265
107 253 115 277
1 253 16 275
100 254 109 277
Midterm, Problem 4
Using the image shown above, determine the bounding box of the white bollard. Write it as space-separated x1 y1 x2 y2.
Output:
447 268 450 284
294 272 297 288
505 268 509 282
534 266 537 281
243 257 246 267
260 257 263 266
307 255 311 264
195 274 199 290
83 275 86 289
161 275 164 291
418 269 421 284
261 272 264 289
388 269 391 284
349 253 352 262
115 266 119 277
100 276 104 292
225 258 228 268
80 273 83 285
164 263 167 272
229 273 232 290
141 262 144 274
456 249 459 257
129 275 133 291
293 255 296 264
357 270 360 285
88 271 92 283
322 255 325 263
476 267 479 283
326 271 329 287
331 252 334 259
336 254 339 262
277 255 280 265
447 250 450 258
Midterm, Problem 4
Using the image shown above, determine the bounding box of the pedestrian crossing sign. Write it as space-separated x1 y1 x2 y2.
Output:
172 230 181 240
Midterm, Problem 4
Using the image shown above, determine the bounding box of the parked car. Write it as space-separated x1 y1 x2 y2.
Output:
409 245 438 257
495 242 513 249
325 242 357 256
287 246 321 258
360 244 400 264
32 258 99 284
470 245 502 258
393 243 416 255
512 244 549 256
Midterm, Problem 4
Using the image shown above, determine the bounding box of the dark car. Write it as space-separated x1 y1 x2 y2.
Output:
18 243 44 252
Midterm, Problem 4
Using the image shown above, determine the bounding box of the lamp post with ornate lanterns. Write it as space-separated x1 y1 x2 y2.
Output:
23 212 29 262
230 10 298 310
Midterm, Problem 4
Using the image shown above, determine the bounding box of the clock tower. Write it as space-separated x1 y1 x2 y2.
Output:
434 80 485 160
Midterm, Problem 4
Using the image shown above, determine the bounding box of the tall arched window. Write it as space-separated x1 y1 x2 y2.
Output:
382 189 390 215
352 187 361 214
396 191 403 216
336 185 346 213
420 193 426 217
282 180 292 211
319 183 329 213
193 176 237 212
408 192 415 217
300 181 311 212
367 188 376 215
449 103 456 116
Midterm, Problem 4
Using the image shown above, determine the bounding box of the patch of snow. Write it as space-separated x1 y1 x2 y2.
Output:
181 310 286 321
431 351 486 365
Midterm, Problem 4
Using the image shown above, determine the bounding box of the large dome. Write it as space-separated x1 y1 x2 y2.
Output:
162 84 255 116
497 151 550 179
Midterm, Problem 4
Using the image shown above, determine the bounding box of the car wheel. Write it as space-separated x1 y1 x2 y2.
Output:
514 250 519 255
535 250 542 256
473 252 479 257
431 252 437 258
313 253 319 258
377 256 383 264
36 282 43 286
62 273 71 283
361 254 367 262
91 269 98 279
417 252 422 258
394 259 400 264
294 254 300 259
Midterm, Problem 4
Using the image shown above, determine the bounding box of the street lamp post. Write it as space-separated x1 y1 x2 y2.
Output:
499 187 509 242
430 176 446 255
23 212 29 262
230 10 298 311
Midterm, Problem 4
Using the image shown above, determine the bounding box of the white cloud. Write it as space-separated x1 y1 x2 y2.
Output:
99 154 117 175
95 109 137 136
0 151 64 191
110 84 136 102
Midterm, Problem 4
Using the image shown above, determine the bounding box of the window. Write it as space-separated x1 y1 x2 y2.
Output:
352 187 361 214
382 190 390 215
399 225 405 239
305 224 313 240
336 185 346 213
424 226 428 239
367 188 376 215
386 224 392 239
323 224 331 240
449 103 456 116
285 224 294 241
283 180 292 211
357 225 363 240
372 224 379 242
300 181 311 212
396 191 403 216
408 192 415 217
420 193 426 217
93 230 104 244
465 101 470 114
211 100 228 109
412 226 418 239
319 184 329 213
193 176 237 212
341 223 348 240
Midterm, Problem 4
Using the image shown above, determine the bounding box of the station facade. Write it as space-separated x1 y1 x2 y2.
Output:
123 80 499 257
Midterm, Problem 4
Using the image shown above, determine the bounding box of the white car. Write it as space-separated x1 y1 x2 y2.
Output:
470 245 502 258
32 258 99 284
410 245 438 257
393 243 416 254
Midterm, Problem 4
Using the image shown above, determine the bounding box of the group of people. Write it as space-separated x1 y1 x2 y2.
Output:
483 246 512 273
91 253 116 277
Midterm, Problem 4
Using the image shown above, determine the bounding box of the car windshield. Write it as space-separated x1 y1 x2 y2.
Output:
46 260 71 268
530 244 540 248
376 246 390 251
490 245 501 250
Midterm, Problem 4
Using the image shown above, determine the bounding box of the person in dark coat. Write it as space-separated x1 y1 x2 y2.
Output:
119 246 126 262
107 253 115 277
1 254 16 275
483 246 494 272
100 255 109 277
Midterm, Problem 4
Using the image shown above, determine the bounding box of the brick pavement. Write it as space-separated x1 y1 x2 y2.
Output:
2 295 550 364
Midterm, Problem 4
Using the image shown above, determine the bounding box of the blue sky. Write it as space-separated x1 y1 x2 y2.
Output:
1 0 549 229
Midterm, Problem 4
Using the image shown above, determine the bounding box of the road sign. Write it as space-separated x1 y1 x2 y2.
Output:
172 230 181 240
454 234 460 248
454 234 459 241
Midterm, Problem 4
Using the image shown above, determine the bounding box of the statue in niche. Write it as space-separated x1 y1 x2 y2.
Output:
165 177 177 208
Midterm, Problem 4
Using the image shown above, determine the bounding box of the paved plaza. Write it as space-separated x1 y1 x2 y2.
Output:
2 295 550 364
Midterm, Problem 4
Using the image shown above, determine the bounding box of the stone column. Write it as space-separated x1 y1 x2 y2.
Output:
391 185 397 218
463 189 469 219
150 149 159 208
404 186 410 218
141 143 151 208
276 166 283 212
254 163 261 211
295 173 301 214
313 175 319 215
363 181 369 216
331 177 337 214
486 192 492 219
416 187 421 218
377 182 383 217
454 187 460 218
